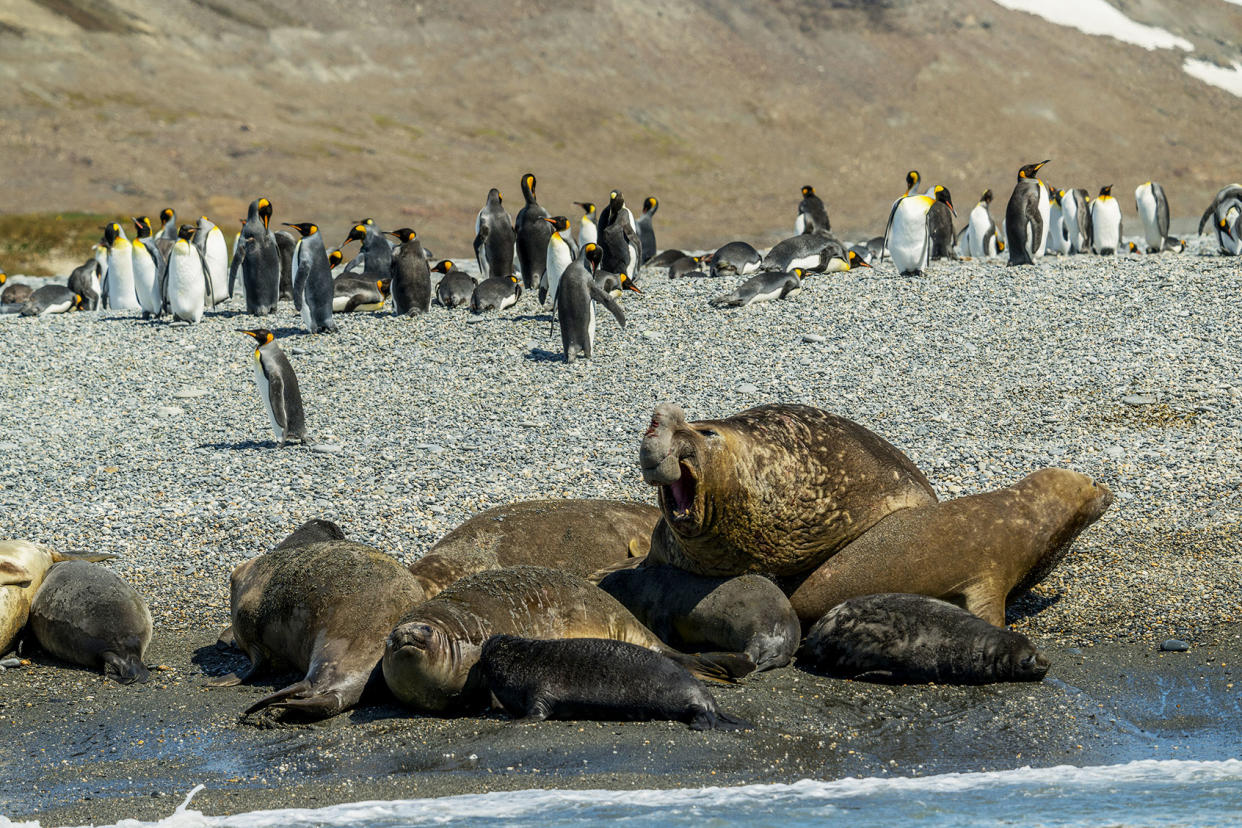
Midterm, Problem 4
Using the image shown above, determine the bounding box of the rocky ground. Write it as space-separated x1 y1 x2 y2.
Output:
1 242 1240 824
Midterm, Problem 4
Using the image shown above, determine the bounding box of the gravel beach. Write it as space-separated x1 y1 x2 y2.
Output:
1 239 1240 824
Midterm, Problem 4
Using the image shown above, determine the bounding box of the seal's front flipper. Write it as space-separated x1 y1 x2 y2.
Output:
243 679 313 716
690 708 752 731
205 658 261 688
669 651 756 684
103 651 151 685
269 691 344 720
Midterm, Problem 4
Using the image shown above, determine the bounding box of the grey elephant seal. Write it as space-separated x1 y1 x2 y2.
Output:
799 593 1050 685
787 468 1113 627
409 499 659 600
597 565 800 672
480 635 751 730
639 403 936 577
29 560 152 684
1 540 115 655
211 541 426 720
382 565 754 713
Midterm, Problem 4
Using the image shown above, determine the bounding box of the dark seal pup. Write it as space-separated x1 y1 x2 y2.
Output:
480 635 751 730
799 593 1050 685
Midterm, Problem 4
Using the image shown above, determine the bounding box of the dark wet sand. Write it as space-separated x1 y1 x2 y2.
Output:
2 625 1240 826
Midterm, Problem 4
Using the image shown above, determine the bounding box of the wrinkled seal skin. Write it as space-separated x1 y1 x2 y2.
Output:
639 403 937 577
0 540 115 655
597 565 800 672
788 468 1114 628
409 500 659 600
29 560 152 684
799 593 1051 685
212 541 426 720
480 635 751 730
382 565 754 713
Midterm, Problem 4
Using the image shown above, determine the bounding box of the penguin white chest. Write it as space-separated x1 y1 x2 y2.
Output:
168 243 205 322
1035 185 1051 256
131 243 160 312
967 205 991 258
1046 204 1068 254
203 228 229 304
107 240 139 310
1135 185 1160 249
578 220 597 248
252 352 283 441
544 237 573 302
1091 198 1122 253
889 197 934 275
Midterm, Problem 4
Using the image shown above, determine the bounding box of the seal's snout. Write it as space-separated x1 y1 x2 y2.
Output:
640 403 688 485
1020 651 1051 679
388 623 434 652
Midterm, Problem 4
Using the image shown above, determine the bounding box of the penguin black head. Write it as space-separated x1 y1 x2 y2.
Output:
980 189 993 205
377 278 392 296
432 259 455 274
386 228 418 243
544 216 572 235
102 222 123 245
618 271 642 293
73 293 86 311
906 171 920 191
643 196 658 214
1017 160 1050 180
159 208 175 227
792 267 806 280
608 191 624 209
847 250 872 270
487 188 503 205
575 202 595 215
521 173 537 196
239 328 275 349
176 224 197 242
282 222 319 238
131 216 152 237
933 185 956 217
1127 242 1139 253
1098 185 1113 198
353 217 375 227
328 249 343 268
257 198 273 229
342 224 370 246
801 185 816 198
582 242 603 272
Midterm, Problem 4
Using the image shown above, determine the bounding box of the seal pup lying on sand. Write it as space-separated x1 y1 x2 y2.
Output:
1 540 115 655
799 593 1050 685
480 635 751 730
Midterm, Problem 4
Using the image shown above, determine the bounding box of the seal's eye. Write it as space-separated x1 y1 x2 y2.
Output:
694 428 718 438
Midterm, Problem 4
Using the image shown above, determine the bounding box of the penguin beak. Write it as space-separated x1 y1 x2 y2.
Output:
543 218 557 225
947 202 956 218
624 280 642 293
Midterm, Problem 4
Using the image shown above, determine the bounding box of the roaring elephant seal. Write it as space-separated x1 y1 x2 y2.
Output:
29 560 152 684
210 540 426 720
480 635 751 730
799 593 1050 685
1 540 115 655
597 565 800 672
787 468 1114 627
408 499 659 600
382 565 754 713
639 403 937 577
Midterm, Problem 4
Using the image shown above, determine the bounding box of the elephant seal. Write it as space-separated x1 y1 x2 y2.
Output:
382 565 754 712
787 468 1114 627
597 565 800 672
639 403 937 577
28 560 152 684
211 541 426 720
0 540 115 655
409 499 659 600
799 593 1050 685
274 519 347 550
480 635 751 730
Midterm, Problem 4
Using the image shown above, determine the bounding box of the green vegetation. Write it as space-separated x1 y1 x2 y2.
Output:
0 211 111 276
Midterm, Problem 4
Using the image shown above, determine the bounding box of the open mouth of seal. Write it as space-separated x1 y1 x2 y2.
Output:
661 459 701 529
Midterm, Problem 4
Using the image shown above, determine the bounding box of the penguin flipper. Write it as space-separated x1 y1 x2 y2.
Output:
228 234 244 299
1198 202 1215 236
260 352 289 438
880 199 901 273
589 283 626 329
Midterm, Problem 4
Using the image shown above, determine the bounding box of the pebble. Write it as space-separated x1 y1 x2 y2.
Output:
157 407 184 417
801 334 826 344
1122 394 1157 406
1160 639 1191 652
310 444 343 455
737 383 759 394
0 657 22 669
173 388 210 399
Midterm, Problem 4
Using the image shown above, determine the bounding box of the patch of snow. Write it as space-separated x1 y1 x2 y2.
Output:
1183 58 1242 97
990 0 1193 51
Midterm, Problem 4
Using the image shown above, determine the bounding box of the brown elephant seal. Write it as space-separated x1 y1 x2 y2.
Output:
480 635 751 730
28 560 152 684
597 565 800 672
274 519 346 550
799 593 1050 685
382 565 754 712
409 499 659 600
788 468 1114 627
210 540 426 720
1 540 115 655
639 403 937 577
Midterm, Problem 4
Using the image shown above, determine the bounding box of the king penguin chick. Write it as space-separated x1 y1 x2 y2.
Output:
474 188 517 280
795 185 831 236
927 186 958 260
166 224 206 323
387 227 432 315
1004 160 1050 265
575 202 598 247
1134 181 1171 253
514 173 551 290
283 222 337 333
1090 185 1123 255
637 196 659 263
433 260 477 308
540 216 577 307
557 243 626 363
1 272 34 307
238 328 306 447
711 268 806 308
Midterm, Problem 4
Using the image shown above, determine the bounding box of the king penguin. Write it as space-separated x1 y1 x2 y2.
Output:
194 216 230 308
66 258 99 310
156 208 177 242
238 197 281 315
597 191 640 286
1004 160 1050 265
1061 188 1092 254
474 188 516 280
283 222 337 333
1090 185 1123 255
794 185 831 236
514 173 551 290
1197 184 1242 255
103 222 139 310
962 189 1000 258
238 329 306 447
166 224 207 323
556 243 626 364
882 191 940 276
1134 182 1171 253
433 260 477 308
903 171 921 198
19 284 80 317
540 216 577 307
470 273 522 313
130 216 165 318
710 268 806 308
1044 188 1070 255
927 186 957 260
636 196 659 263
387 227 432 315
575 202 598 247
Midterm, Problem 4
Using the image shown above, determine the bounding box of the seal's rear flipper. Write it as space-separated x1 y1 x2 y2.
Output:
669 651 756 684
585 555 645 585
243 679 313 716
690 709 752 731
103 652 150 685
268 691 344 720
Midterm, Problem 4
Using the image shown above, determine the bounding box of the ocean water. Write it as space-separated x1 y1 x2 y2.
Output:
6 760 1242 828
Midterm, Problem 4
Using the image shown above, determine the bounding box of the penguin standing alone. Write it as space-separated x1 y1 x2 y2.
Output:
284 222 337 333
637 196 659 263
514 173 551 290
1004 160 1050 265
474 188 516 280
1134 182 1171 253
794 186 831 236
556 243 626 363
166 224 207 323
1090 185 1123 255
387 227 431 315
238 329 306 447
